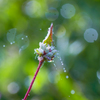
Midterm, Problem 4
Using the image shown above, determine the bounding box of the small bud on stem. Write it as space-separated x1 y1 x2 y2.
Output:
23 23 57 100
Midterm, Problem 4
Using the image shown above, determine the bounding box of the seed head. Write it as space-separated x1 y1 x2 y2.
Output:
34 23 57 61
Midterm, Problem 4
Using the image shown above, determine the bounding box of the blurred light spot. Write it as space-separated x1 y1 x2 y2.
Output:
63 68 65 70
7 82 20 94
25 1 41 18
10 42 13 45
3 45 5 47
7 28 16 43
77 15 92 30
84 28 98 43
69 41 84 55
10 41 15 45
45 7 59 21
26 36 28 38
97 71 100 79
16 34 29 54
22 38 24 40
66 75 69 78
60 3 75 19
61 61 64 65
48 71 60 83
13 41 15 43
54 25 66 38
71 90 75 94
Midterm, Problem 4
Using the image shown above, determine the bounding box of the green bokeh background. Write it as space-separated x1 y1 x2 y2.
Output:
0 0 100 100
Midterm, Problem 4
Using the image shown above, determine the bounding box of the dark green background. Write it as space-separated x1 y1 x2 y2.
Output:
0 0 100 100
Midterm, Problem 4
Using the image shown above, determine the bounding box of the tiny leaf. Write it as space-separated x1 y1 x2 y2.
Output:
43 23 53 45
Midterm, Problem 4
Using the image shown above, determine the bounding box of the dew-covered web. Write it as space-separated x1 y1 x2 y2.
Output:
52 52 69 76
6 28 29 54
16 34 29 54
50 51 76 97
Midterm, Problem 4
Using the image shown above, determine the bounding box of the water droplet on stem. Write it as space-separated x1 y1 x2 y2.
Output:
66 75 69 78
3 45 5 47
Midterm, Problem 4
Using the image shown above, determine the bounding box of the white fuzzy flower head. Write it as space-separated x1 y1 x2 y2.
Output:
34 23 57 61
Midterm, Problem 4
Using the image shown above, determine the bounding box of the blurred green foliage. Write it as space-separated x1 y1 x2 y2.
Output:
0 0 100 100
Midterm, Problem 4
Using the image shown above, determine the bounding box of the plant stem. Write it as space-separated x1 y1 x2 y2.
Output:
23 60 44 100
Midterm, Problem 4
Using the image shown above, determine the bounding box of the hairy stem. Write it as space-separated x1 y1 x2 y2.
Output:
23 60 44 100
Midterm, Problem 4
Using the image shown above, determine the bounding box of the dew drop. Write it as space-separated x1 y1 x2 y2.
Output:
13 41 15 43
61 61 64 65
57 56 64 66
56 52 59 56
26 36 28 38
10 42 13 45
66 75 69 78
16 34 29 54
54 63 56 67
64 70 66 72
63 68 65 70
3 45 5 47
22 38 24 40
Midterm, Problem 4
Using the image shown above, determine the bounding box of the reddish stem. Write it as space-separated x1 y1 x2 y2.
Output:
23 60 44 100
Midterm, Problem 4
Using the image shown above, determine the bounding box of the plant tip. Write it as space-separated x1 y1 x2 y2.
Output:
34 23 57 62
